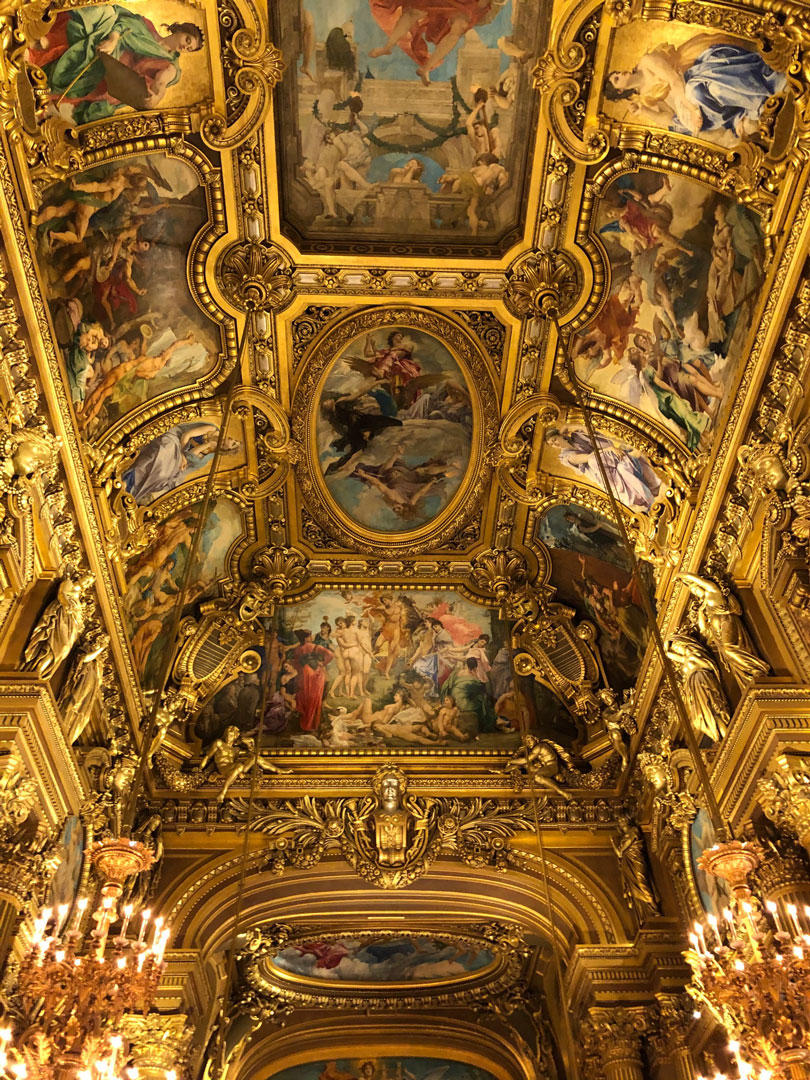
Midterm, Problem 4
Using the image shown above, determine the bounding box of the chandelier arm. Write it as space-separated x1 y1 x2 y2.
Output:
550 313 728 840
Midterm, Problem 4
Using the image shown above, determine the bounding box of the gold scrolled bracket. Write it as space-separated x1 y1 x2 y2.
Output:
533 45 610 165
201 29 284 151
495 394 561 507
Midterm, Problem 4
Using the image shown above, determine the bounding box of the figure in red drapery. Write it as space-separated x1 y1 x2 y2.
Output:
368 0 503 85
290 630 334 731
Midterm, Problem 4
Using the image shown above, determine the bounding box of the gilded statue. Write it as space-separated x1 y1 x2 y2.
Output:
597 688 635 772
612 812 661 922
120 811 163 915
501 735 576 799
23 573 93 678
343 767 438 888
200 726 291 802
679 573 770 686
61 626 109 743
663 633 730 743
0 749 38 842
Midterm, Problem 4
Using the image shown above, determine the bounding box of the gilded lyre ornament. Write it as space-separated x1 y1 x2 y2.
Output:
471 547 601 722
663 632 730 743
680 573 770 686
612 812 661 922
22 571 93 678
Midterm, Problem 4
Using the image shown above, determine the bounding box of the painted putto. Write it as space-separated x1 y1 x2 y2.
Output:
275 0 543 245
123 497 242 687
26 2 210 126
35 153 220 437
316 326 473 533
270 935 494 983
196 589 575 751
602 23 786 146
575 170 763 451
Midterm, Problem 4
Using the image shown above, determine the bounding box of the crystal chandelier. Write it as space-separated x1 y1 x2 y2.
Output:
685 839 810 1079
0 836 171 1080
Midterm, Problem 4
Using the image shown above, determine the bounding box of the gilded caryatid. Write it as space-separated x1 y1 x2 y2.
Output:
373 771 413 868
22 573 94 679
663 633 730 743
679 573 770 687
61 625 109 744
612 812 661 922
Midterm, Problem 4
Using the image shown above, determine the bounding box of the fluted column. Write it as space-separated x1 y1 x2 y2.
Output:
582 1008 648 1080
120 1013 193 1080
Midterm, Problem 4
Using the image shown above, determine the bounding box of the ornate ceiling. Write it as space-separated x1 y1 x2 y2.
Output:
1 0 810 1076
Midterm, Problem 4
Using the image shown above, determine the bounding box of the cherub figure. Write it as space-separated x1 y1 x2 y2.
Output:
500 734 576 800
200 726 291 802
598 688 636 772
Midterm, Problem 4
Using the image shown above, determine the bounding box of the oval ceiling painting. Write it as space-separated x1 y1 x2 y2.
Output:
273 1059 498 1080
270 935 496 984
315 322 474 534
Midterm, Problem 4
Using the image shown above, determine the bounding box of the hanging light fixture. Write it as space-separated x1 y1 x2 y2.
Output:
0 837 169 1080
0 383 247 1080
686 843 810 1079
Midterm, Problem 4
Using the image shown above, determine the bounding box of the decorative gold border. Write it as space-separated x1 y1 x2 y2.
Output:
291 305 499 555
243 924 524 1010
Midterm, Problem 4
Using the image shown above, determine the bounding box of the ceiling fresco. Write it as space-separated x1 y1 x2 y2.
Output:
271 1059 498 1080
271 0 549 254
1 0 808 1071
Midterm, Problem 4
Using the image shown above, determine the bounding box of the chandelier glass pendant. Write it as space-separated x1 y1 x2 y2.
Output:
686 840 810 1080
0 836 169 1080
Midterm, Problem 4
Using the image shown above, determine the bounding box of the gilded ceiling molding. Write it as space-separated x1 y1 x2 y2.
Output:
160 847 626 953
199 0 283 151
291 305 499 556
533 0 609 165
233 1015 539 1080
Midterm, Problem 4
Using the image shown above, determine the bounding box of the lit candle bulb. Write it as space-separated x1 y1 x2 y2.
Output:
116 957 127 970
786 903 802 938
723 907 740 946
734 959 745 971
71 897 88 935
693 921 708 955
151 916 164 949
706 912 720 947
137 909 151 945
794 945 805 960
765 900 784 934
120 903 133 940
137 951 146 972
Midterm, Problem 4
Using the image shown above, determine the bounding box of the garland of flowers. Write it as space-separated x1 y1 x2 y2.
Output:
309 77 495 156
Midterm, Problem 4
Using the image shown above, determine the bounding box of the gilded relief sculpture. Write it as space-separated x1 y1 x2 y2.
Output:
22 572 94 678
